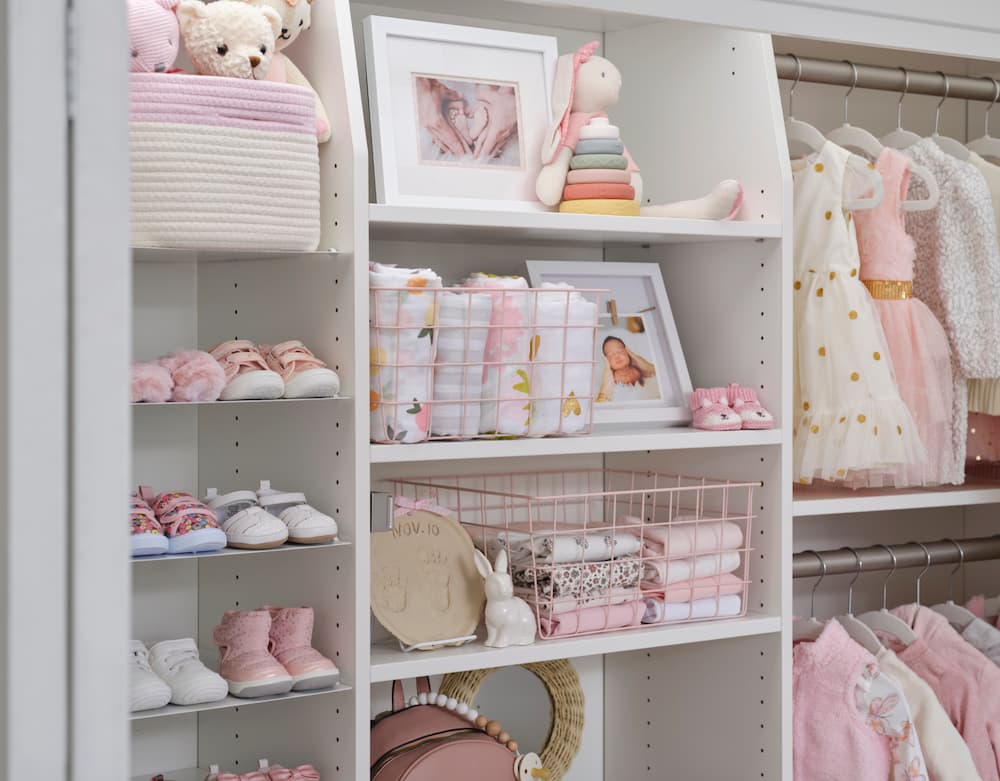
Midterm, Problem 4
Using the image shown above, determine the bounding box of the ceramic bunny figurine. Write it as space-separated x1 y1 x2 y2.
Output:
537 40 744 220
473 549 536 648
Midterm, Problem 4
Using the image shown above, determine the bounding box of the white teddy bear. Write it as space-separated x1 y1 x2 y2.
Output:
177 0 281 80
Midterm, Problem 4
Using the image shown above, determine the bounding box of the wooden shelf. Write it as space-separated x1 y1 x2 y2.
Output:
370 425 782 463
369 204 781 245
370 614 781 682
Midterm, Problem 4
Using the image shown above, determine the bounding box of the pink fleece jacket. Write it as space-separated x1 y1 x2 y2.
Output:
793 620 892 781
891 604 1000 781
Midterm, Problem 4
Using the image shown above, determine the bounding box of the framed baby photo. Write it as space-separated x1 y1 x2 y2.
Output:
364 16 558 210
526 261 694 426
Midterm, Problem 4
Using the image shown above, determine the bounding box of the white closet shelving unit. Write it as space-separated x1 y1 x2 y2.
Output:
14 1 998 780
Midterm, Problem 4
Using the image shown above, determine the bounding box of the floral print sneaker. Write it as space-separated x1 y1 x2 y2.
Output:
140 486 227 555
130 493 169 557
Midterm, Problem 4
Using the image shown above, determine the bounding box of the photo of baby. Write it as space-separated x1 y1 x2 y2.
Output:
595 316 663 405
412 75 523 168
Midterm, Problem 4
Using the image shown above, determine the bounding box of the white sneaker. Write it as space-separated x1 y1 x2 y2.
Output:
257 480 339 544
148 638 229 706
204 489 288 550
130 640 172 712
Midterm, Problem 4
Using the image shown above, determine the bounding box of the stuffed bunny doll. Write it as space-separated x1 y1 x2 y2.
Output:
127 0 180 73
473 549 536 648
537 41 743 220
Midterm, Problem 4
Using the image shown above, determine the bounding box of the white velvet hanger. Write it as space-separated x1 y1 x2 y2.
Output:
834 547 884 655
784 55 883 211
792 550 826 642
857 544 918 647
827 63 938 213
932 539 979 631
882 67 923 150
967 78 1000 163
929 72 971 161
984 595 1000 620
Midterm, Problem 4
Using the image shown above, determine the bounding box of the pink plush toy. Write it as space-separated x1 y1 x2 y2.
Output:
131 361 174 403
128 0 180 74
157 350 227 402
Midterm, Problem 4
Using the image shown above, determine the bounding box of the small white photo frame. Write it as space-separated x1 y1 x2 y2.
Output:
364 16 558 211
526 261 694 426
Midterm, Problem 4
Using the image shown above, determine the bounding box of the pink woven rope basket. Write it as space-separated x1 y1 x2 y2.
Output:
129 73 321 251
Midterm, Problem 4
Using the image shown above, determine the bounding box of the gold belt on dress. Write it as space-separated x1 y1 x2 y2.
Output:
862 279 912 300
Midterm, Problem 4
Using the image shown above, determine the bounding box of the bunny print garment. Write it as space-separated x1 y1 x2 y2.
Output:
792 140 925 484
855 662 929 781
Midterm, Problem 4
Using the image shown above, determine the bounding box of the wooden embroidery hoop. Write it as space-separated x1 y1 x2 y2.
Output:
440 659 585 781
371 507 484 649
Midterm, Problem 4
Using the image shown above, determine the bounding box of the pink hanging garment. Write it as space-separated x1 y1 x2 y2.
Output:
852 147 955 486
792 620 893 781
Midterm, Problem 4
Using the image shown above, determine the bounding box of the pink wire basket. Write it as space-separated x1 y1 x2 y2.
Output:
370 286 606 444
389 470 757 640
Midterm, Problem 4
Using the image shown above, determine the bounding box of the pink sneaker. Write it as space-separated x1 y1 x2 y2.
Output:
265 606 339 691
728 383 774 430
209 340 284 401
689 387 741 431
267 765 320 780
260 341 339 399
130 493 169 557
213 610 293 698
143 487 227 555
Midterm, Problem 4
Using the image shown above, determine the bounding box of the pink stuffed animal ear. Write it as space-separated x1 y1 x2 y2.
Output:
155 0 179 9
541 40 600 165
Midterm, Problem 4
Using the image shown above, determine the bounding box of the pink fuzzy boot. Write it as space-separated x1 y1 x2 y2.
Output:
158 350 226 402
131 361 173 403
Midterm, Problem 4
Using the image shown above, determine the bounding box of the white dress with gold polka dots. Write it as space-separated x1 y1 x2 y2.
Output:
792 140 925 484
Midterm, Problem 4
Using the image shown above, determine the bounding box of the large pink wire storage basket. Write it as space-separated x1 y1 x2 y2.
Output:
370 286 605 444
390 470 756 639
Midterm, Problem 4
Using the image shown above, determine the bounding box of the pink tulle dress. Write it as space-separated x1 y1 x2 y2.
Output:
852 147 955 486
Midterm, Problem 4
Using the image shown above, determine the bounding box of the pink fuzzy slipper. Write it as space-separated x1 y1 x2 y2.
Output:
158 350 227 402
689 387 742 431
131 361 173 403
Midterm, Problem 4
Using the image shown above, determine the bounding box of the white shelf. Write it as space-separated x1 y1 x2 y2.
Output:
793 480 1000 517
132 396 349 408
131 540 350 565
132 769 208 781
132 247 339 263
369 204 781 245
129 683 351 721
369 613 781 682
370 425 781 463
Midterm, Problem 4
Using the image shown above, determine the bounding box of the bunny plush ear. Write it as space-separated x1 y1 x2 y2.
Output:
494 548 509 576
540 40 600 165
473 548 493 579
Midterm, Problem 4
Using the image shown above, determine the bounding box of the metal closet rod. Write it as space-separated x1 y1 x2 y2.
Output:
793 536 1000 578
775 54 1000 102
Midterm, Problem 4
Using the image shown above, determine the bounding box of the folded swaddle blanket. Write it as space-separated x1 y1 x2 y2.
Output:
641 551 742 587
465 274 533 435
519 586 637 615
478 521 642 565
622 517 745 557
370 263 442 443
644 573 745 604
528 284 598 436
539 598 645 636
432 290 493 437
641 593 742 623
512 556 641 599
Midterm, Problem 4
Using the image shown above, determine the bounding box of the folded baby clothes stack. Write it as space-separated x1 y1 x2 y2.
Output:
559 117 639 216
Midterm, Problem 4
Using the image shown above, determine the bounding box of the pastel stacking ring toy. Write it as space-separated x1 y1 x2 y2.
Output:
558 117 639 216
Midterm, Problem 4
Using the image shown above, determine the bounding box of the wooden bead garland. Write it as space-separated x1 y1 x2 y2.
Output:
404 689 522 754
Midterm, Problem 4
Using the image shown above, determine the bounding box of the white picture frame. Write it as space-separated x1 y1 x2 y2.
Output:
526 261 694 426
363 16 558 211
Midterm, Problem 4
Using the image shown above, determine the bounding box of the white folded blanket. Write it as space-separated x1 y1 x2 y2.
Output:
641 593 743 623
642 551 741 587
369 263 442 443
619 517 745 557
465 274 532 435
528 284 597 436
480 523 642 565
432 290 493 437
